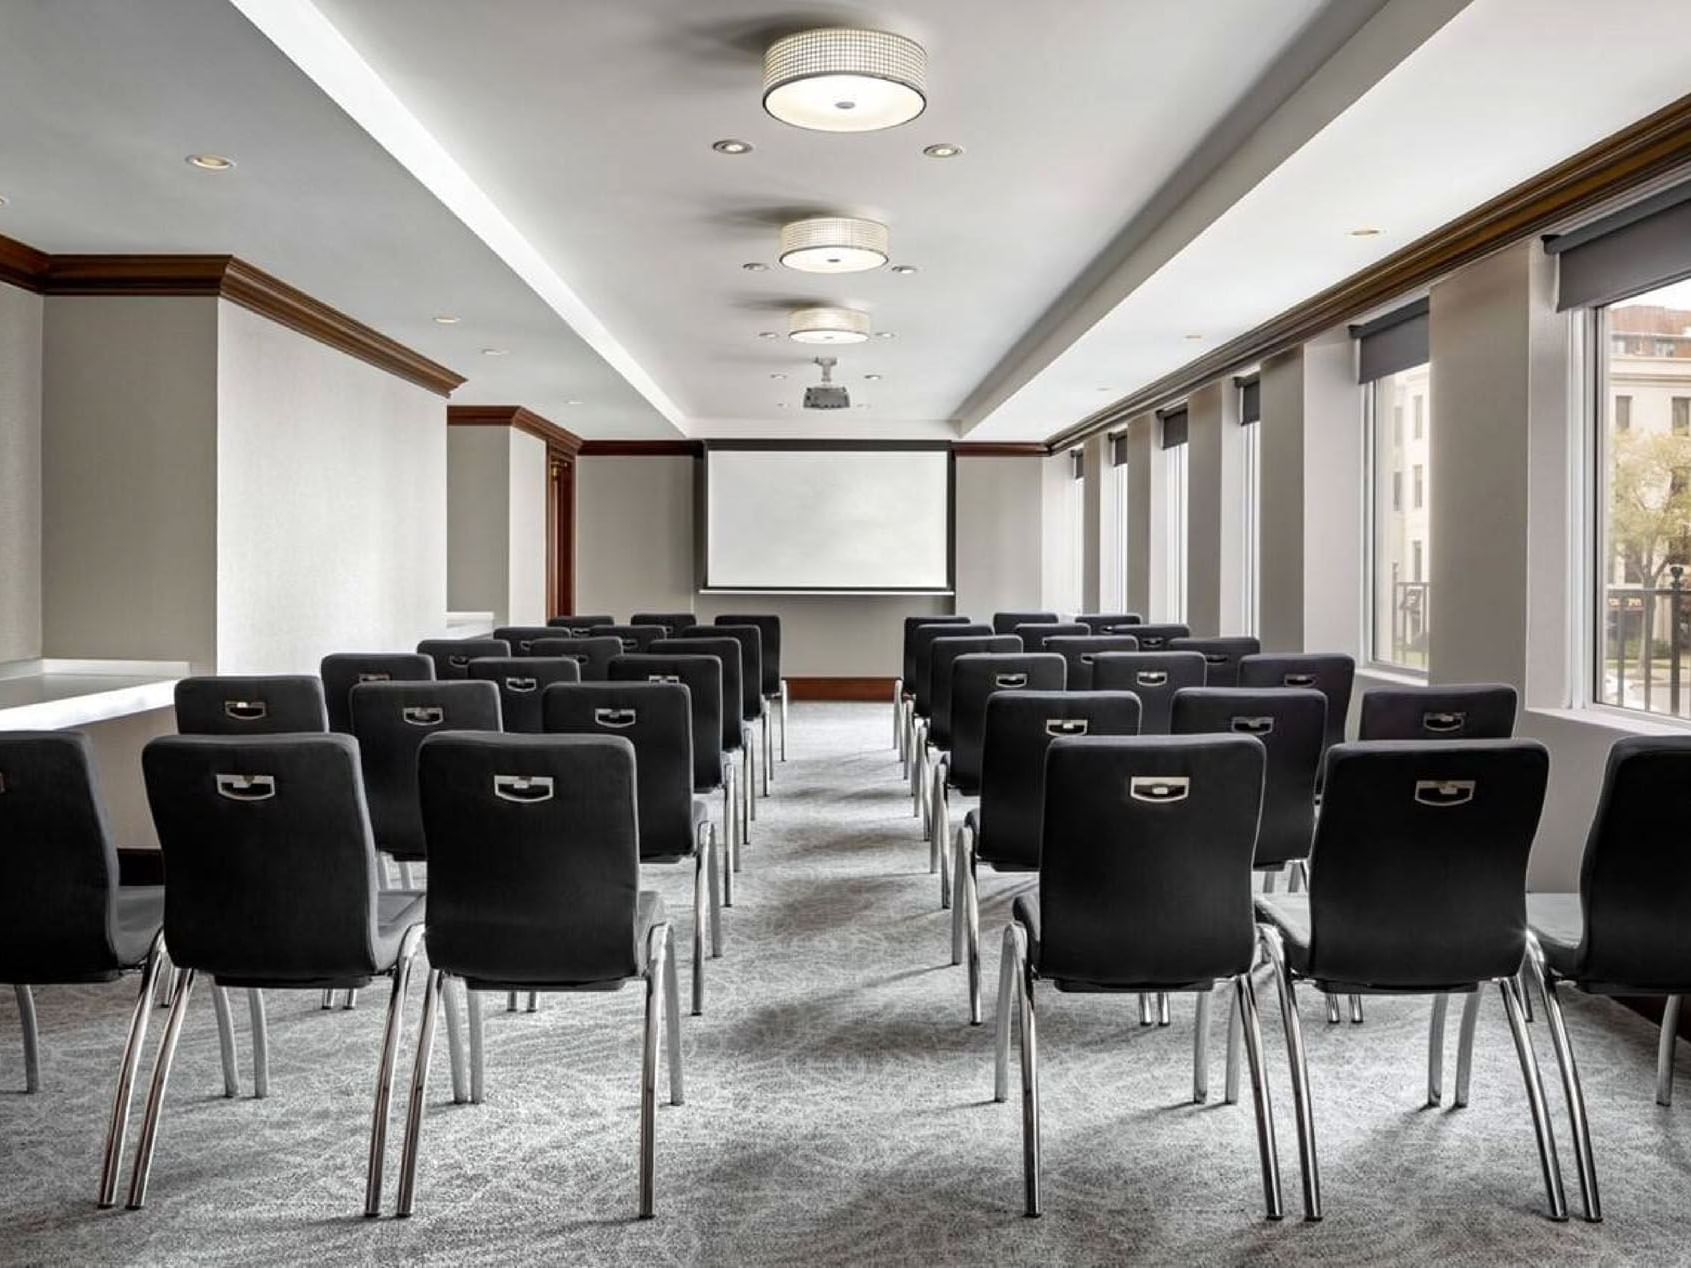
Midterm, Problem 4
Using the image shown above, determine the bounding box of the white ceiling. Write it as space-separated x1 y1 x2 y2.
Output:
2 1 1689 442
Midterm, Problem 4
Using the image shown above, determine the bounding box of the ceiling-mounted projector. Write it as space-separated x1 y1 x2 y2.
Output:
803 356 850 410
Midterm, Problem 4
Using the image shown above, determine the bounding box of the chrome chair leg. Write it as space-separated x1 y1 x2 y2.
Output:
993 925 1019 1103
1224 983 1242 1104
1193 989 1212 1104
892 680 902 749
639 925 663 1219
704 821 723 961
97 933 168 1206
1259 926 1321 1221
364 925 423 1217
1287 861 1305 894
950 823 967 966
321 989 335 1011
1349 994 1364 1024
248 989 269 1100
126 967 197 1209
343 989 359 1011
1454 988 1482 1107
467 988 485 1104
441 976 468 1105
1235 973 1285 1220
691 847 707 1016
929 760 947 866
1497 975 1568 1222
14 985 39 1094
1519 967 1535 1023
761 709 772 793
1525 939 1600 1222
780 680 789 761
664 926 684 1108
399 861 415 889
1262 869 1277 895
1157 993 1171 1026
395 967 444 1217
1139 993 1154 1026
211 985 239 1098
1427 993 1450 1106
1013 925 1041 1218
964 840 984 1025
526 992 538 1013
154 947 174 1010
721 792 736 908
1657 994 1681 1106
1325 994 1342 1025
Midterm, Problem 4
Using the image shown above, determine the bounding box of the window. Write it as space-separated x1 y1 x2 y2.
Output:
1110 432 1129 610
1239 376 1261 636
1412 539 1424 582
1392 470 1403 511
1593 276 1691 718
1067 448 1084 614
1392 405 1403 447
1366 362 1432 670
1413 463 1425 509
1159 406 1189 623
1413 395 1425 440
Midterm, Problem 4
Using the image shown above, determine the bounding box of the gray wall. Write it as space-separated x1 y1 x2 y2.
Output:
0 281 42 662
447 426 511 620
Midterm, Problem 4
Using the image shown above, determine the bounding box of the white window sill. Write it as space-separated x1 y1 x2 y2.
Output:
1356 665 1429 688
1525 704 1691 737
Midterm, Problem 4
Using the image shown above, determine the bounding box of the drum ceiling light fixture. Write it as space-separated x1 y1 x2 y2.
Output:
778 217 889 273
788 307 872 344
763 29 927 133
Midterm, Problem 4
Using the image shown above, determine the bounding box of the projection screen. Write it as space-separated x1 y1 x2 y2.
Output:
703 444 952 593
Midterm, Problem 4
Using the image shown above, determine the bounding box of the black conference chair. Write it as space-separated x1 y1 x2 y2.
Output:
1249 740 1563 1223
135 734 428 1217
468 657 581 734
596 624 669 654
1518 735 1691 1224
0 733 171 1208
684 624 767 799
631 612 697 637
400 733 682 1220
545 614 615 634
173 676 328 735
1045 634 1140 689
1074 612 1143 634
1358 683 1517 741
897 615 971 758
991 610 1057 636
417 638 510 681
609 653 741 882
995 734 1283 1220
922 634 1021 842
1122 622 1190 651
320 653 434 735
951 692 1142 1023
1173 688 1324 894
1091 651 1206 734
545 682 721 1015
493 625 580 656
1170 636 1261 688
530 635 622 682
929 652 1066 869
717 614 788 765
656 636 754 836
908 623 993 813
1012 621 1088 652
1238 653 1355 755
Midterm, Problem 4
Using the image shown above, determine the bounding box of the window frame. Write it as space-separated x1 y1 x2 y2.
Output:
1363 369 1431 676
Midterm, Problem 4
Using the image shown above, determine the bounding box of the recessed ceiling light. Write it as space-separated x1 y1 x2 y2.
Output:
770 373 787 380
855 403 871 409
432 315 460 325
742 262 769 272
874 331 896 340
763 29 927 133
481 347 510 357
777 401 789 408
1184 333 1204 341
864 373 882 381
1349 227 1384 237
0 195 9 208
712 139 753 155
890 264 918 275
778 217 889 274
186 153 235 171
565 399 584 406
1097 387 1113 392
789 306 872 344
922 143 963 159
758 331 779 340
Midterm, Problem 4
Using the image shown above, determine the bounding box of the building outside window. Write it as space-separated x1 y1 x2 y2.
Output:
1160 406 1189 623
1367 360 1432 670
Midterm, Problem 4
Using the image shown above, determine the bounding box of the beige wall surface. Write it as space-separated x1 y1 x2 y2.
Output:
506 429 549 627
447 425 511 619
0 281 43 662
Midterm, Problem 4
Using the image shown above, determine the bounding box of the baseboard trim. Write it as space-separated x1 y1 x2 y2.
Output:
787 677 896 702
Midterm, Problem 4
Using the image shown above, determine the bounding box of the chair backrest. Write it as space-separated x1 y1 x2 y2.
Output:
545 614 615 634
1036 735 1265 987
1090 651 1207 734
1045 635 1141 689
467 657 582 734
494 625 579 656
716 614 782 696
948 653 1068 793
174 676 328 735
0 732 125 981
901 615 972 689
349 681 503 861
418 733 643 986
594 624 668 655
417 638 512 680
142 734 384 983
543 682 696 861
655 637 743 750
1571 736 1691 989
1237 653 1355 752
1357 684 1517 741
913 623 993 717
684 624 762 723
1305 740 1549 989
608 653 723 790
1074 612 1143 634
631 612 697 637
930 635 1021 749
1125 622 1191 652
1172 688 1325 868
992 611 1058 636
1012 621 1089 651
529 636 623 682
1168 636 1261 688
974 692 1142 870
320 653 434 734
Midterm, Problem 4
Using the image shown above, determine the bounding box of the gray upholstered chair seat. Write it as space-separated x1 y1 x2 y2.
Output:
1011 893 1222 994
460 891 666 993
112 886 167 968
1255 893 1485 995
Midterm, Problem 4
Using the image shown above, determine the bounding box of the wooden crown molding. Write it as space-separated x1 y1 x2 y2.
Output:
578 439 704 457
951 442 1049 457
0 234 465 397
448 404 582 456
1047 90 1691 451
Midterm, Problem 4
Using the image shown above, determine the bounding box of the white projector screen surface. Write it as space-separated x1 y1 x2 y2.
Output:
705 447 951 591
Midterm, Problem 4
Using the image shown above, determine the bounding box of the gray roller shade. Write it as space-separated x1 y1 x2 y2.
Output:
1069 448 1084 480
1237 374 1261 424
1548 182 1691 311
1159 405 1188 449
1350 299 1429 383
1109 432 1127 466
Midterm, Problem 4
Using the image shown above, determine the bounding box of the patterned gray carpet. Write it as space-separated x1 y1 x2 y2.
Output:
2 703 1689 1265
